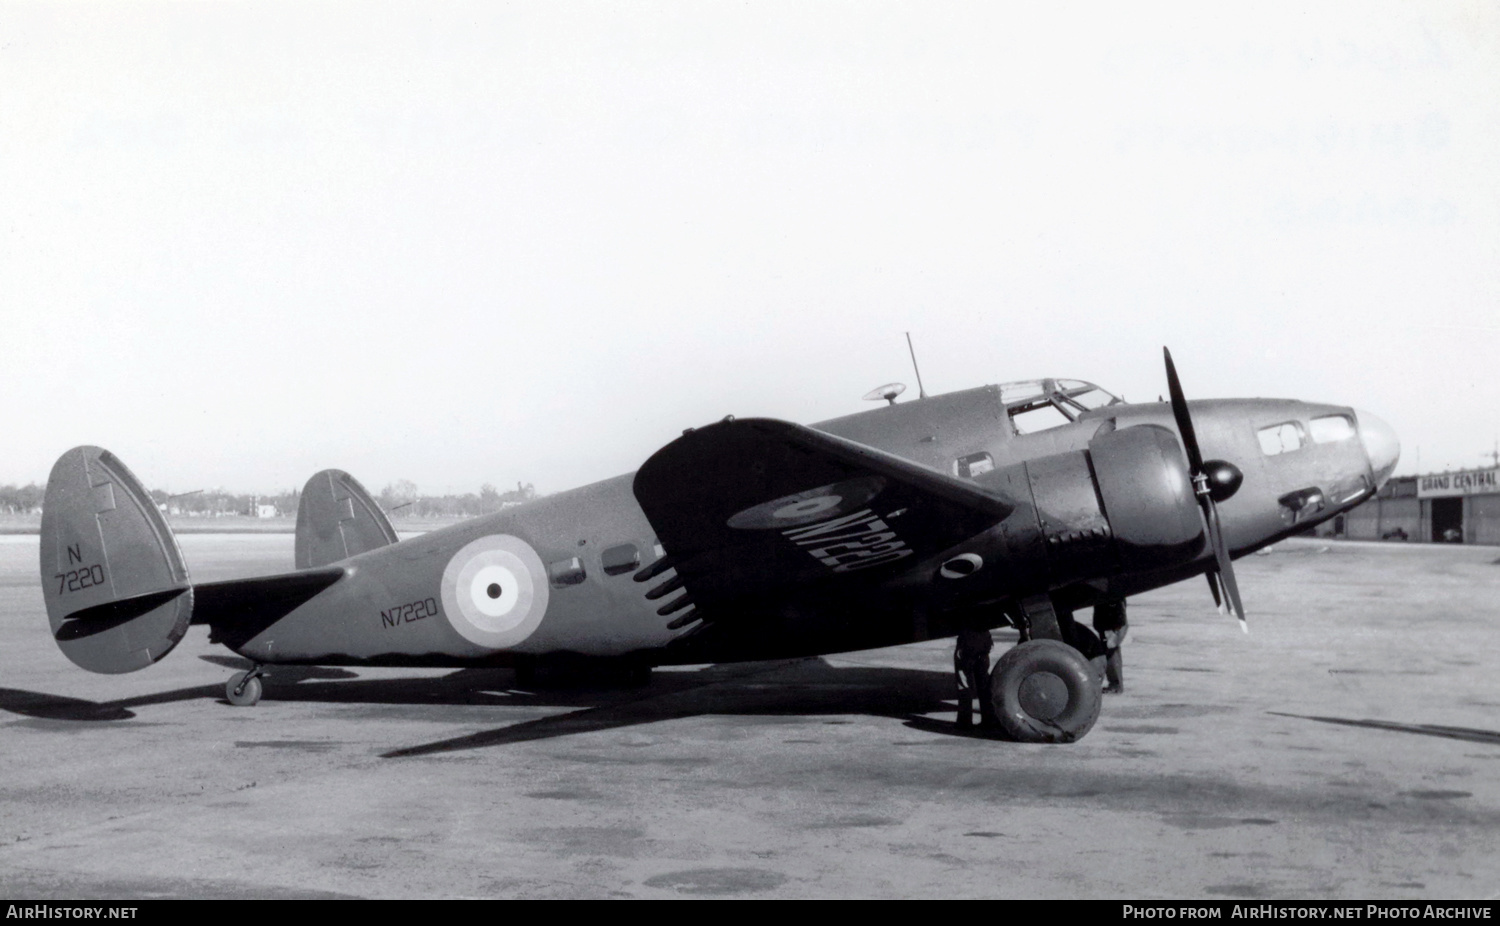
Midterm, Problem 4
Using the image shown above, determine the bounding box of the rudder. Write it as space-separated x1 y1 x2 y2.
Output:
40 447 194 674
294 469 398 569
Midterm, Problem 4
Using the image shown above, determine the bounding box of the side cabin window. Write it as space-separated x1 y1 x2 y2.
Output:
1258 421 1305 456
548 557 587 587
600 543 641 577
954 452 995 479
1309 414 1355 444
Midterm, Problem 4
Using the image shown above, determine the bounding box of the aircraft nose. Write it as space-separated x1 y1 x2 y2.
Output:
1355 409 1400 489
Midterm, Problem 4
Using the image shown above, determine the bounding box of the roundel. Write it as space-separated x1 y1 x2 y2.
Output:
726 476 887 530
440 534 550 649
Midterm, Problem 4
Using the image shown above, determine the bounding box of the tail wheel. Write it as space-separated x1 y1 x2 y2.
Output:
226 671 263 707
989 639 1102 743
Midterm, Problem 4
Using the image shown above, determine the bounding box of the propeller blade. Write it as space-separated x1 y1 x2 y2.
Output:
1204 499 1248 633
1166 346 1246 632
1205 572 1227 615
1163 347 1204 474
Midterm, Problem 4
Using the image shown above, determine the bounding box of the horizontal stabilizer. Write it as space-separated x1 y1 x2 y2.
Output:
295 469 399 569
191 567 346 650
56 588 189 643
41 447 194 673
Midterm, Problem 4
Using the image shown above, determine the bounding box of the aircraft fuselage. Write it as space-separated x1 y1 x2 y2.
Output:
218 390 1395 668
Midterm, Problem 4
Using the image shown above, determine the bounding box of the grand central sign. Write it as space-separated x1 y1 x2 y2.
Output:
1417 467 1500 498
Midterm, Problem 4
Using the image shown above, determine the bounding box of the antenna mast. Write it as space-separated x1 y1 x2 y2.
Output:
905 332 928 399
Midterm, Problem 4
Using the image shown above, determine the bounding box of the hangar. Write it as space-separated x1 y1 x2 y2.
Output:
1319 465 1500 545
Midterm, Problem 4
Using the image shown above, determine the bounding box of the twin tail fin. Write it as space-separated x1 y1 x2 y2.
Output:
40 447 194 674
294 470 398 569
40 449 382 675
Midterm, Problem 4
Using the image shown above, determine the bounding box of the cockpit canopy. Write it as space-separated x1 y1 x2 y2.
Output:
999 378 1124 435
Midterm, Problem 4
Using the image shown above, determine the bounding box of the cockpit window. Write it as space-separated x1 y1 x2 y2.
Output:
1011 404 1075 434
999 378 1122 435
999 381 1048 405
1310 415 1355 444
1258 422 1305 455
1053 379 1120 412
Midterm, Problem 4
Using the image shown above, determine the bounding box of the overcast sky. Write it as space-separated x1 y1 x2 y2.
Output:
2 2 1496 496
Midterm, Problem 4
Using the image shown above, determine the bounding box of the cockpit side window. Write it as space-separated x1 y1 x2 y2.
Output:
1054 379 1121 411
1258 421 1306 455
1010 403 1075 435
1309 415 1355 444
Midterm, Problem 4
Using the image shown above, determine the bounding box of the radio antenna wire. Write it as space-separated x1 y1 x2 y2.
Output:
905 332 928 399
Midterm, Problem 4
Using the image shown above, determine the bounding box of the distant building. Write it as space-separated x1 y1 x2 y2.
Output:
256 504 278 519
1315 466 1500 545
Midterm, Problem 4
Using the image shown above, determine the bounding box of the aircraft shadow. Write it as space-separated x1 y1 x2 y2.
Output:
0 685 220 722
0 657 382 722
1268 711 1500 747
0 658 993 751
380 658 992 757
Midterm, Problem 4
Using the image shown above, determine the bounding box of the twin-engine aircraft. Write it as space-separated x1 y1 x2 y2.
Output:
39 351 1398 743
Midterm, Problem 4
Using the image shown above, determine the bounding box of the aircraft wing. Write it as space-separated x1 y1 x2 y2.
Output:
632 417 1012 622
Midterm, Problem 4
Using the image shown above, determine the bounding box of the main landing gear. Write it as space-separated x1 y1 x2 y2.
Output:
989 639 1100 743
956 594 1105 743
226 665 266 707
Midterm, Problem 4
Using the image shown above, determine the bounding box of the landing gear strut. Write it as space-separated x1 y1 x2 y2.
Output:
226 666 265 707
987 595 1103 743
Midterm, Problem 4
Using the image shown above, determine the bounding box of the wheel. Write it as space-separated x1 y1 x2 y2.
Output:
989 639 1102 743
226 671 262 707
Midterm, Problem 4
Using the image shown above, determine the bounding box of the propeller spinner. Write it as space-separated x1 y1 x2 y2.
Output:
1163 348 1248 633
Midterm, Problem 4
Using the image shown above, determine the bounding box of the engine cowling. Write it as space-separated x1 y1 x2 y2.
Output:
981 424 1205 590
1087 424 1205 570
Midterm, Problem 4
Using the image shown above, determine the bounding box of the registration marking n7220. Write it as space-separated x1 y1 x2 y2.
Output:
781 508 913 572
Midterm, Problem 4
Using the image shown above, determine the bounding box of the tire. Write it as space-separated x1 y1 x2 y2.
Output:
226 672 262 707
989 639 1102 743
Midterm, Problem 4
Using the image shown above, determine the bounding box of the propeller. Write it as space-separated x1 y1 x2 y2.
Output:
1163 347 1248 633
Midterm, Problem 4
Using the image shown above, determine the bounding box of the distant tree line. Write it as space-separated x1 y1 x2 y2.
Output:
148 488 303 517
0 483 44 514
1 480 538 518
0 482 303 517
377 480 536 518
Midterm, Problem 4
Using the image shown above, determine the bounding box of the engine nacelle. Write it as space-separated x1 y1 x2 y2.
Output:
1084 424 1205 571
968 425 1205 592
